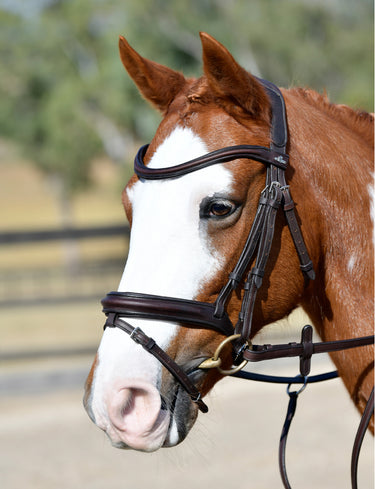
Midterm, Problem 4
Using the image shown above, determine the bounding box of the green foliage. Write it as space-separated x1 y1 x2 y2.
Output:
0 0 373 194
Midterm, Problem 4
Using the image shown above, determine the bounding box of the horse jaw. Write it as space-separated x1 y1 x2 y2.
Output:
85 126 233 451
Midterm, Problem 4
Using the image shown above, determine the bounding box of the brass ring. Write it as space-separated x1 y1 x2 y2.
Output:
214 334 249 376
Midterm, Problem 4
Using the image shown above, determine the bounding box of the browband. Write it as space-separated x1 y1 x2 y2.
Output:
134 144 288 180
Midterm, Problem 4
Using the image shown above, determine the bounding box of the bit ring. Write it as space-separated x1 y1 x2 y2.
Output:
199 334 250 375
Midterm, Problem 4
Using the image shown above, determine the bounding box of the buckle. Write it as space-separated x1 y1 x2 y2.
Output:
129 326 143 344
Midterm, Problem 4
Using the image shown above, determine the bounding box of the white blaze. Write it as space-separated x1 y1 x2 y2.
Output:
89 127 233 434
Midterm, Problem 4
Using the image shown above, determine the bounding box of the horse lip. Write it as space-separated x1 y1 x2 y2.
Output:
187 367 206 385
110 439 130 450
183 357 209 375
160 358 208 447
163 384 198 448
160 396 169 411
161 359 204 414
185 356 214 380
168 385 179 415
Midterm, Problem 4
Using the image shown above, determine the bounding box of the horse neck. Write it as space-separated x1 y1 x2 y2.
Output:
284 90 374 340
282 90 374 407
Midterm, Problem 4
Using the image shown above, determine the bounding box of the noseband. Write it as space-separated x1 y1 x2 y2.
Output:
101 79 374 488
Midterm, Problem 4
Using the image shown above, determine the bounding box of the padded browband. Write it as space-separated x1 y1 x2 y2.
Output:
102 291 234 337
134 144 288 180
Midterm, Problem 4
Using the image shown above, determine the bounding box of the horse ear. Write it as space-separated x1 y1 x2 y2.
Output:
199 32 270 120
118 36 186 113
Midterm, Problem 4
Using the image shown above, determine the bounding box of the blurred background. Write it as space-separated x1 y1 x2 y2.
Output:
0 1 373 488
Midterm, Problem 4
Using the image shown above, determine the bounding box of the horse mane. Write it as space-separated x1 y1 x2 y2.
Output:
289 87 374 147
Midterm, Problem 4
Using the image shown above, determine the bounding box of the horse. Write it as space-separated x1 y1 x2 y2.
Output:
84 33 374 460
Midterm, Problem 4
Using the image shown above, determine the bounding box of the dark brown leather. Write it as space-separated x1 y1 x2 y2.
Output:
280 183 315 279
236 184 284 342
213 191 268 318
351 387 374 489
257 77 288 150
279 389 299 489
134 144 288 180
102 292 233 337
243 333 375 363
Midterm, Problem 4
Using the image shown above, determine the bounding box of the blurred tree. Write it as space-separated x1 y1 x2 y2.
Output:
0 0 373 208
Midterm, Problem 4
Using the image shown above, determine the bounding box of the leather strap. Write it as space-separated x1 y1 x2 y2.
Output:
279 390 299 489
279 172 315 280
277 381 374 489
102 291 233 337
236 184 283 342
262 77 315 282
351 387 374 489
232 369 339 384
243 332 375 364
134 143 288 180
258 78 288 152
104 313 208 413
213 191 268 318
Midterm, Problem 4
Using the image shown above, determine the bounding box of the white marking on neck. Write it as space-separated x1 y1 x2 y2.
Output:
347 254 357 274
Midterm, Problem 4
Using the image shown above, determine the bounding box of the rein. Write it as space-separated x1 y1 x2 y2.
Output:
102 78 374 488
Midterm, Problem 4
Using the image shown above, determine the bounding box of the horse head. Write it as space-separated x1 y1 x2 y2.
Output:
84 33 374 452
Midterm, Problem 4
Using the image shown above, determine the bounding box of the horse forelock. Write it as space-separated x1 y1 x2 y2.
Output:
146 75 272 151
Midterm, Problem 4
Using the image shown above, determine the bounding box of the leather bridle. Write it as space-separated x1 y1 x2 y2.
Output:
101 78 374 488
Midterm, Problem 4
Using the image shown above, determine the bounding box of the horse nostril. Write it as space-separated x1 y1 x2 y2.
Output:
112 385 159 427
104 381 172 451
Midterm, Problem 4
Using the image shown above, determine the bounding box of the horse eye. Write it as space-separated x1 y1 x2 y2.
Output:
209 202 233 217
201 198 238 219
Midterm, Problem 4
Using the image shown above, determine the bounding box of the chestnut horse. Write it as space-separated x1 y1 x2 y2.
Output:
84 33 373 454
